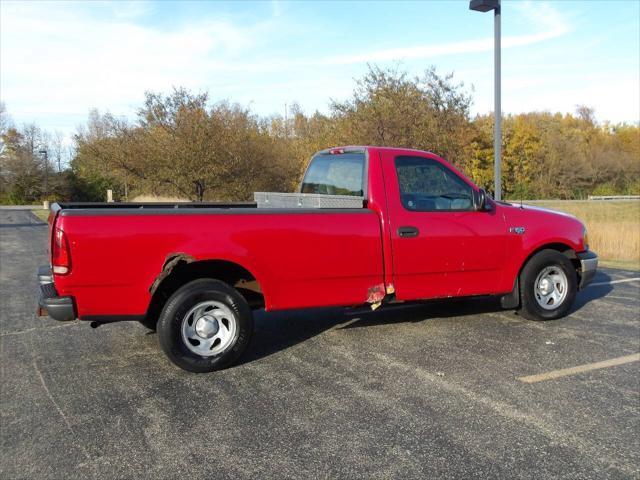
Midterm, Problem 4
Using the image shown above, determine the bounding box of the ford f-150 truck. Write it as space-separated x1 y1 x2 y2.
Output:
37 146 598 372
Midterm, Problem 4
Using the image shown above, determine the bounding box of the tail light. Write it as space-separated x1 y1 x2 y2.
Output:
52 228 71 275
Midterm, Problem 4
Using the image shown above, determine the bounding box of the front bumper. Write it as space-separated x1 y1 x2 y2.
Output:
37 266 76 321
577 250 598 290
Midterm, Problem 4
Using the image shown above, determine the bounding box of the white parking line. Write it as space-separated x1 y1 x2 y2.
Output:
589 278 640 287
518 353 640 383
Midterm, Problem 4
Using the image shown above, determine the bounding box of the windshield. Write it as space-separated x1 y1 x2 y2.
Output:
300 153 365 196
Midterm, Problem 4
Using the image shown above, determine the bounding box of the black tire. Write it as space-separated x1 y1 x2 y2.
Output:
518 249 577 321
157 279 253 373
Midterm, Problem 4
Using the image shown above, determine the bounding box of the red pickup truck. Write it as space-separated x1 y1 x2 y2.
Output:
38 146 597 372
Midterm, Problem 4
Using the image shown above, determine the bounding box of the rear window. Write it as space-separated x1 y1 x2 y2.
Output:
300 153 365 196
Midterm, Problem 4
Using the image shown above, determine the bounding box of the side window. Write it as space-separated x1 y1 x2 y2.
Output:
301 153 365 196
395 156 473 211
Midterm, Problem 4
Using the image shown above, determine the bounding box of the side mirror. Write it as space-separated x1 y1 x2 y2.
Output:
474 189 490 211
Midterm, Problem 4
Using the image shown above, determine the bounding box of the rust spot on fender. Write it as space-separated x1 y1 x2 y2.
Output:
366 283 386 304
149 253 195 294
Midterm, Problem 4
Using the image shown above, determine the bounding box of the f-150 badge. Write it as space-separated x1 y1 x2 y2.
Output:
510 226 526 235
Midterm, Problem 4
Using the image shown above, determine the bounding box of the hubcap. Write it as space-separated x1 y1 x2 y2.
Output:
181 301 237 356
534 266 568 310
195 315 219 339
538 278 554 296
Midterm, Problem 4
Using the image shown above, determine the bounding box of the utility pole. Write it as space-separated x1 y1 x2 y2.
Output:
54 131 63 172
124 170 129 201
39 149 49 196
284 103 288 139
469 0 502 200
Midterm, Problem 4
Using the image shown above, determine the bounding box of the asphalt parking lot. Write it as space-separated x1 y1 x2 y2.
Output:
1 208 639 479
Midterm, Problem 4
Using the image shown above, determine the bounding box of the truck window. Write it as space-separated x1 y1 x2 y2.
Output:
395 156 473 211
301 153 365 196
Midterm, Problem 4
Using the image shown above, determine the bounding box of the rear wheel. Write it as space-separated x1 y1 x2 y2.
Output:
157 279 253 372
518 249 577 321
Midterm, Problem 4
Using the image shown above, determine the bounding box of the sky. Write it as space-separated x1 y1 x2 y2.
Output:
1 0 639 144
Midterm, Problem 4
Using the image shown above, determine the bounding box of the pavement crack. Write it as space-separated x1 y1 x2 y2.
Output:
32 358 91 461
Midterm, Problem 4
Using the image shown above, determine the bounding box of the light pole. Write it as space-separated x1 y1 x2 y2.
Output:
469 0 501 200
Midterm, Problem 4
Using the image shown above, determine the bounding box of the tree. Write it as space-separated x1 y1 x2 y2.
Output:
74 89 299 202
0 120 46 203
4 66 638 204
329 65 473 166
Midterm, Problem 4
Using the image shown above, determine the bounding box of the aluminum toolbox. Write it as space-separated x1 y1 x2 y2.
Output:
254 192 364 209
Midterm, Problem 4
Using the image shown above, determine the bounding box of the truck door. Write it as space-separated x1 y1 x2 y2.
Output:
381 151 508 300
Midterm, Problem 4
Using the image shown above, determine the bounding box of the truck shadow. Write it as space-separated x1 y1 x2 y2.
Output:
571 270 614 311
0 223 47 228
237 273 614 367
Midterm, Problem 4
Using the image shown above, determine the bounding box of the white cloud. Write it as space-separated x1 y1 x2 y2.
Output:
0 1 272 120
1 0 637 142
1 0 571 119
321 1 570 65
503 73 640 123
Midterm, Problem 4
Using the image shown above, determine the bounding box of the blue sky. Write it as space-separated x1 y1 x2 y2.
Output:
1 0 639 144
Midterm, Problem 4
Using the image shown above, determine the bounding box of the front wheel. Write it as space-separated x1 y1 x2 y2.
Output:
518 249 577 321
157 279 254 372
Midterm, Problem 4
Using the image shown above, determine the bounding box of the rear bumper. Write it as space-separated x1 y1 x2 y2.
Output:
577 250 598 290
38 264 53 284
37 266 76 321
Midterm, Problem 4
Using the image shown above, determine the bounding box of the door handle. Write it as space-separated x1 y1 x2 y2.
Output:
397 226 419 238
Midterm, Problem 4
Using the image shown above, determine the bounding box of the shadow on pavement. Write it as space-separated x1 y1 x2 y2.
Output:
0 223 47 228
237 297 507 366
236 307 346 366
238 270 618 366
572 270 613 311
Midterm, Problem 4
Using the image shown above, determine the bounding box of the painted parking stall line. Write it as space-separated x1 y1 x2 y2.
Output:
589 278 640 287
518 353 640 384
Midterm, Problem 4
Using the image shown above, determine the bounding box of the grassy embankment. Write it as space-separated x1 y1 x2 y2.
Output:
523 200 640 271
31 200 639 270
31 209 49 222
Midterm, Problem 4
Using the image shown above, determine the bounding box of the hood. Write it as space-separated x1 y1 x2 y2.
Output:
495 201 587 252
502 202 579 220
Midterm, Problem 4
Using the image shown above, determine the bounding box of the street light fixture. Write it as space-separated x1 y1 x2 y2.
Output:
469 0 502 200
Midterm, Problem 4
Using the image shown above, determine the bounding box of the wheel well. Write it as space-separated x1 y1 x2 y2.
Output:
502 243 579 309
146 259 264 326
520 243 580 279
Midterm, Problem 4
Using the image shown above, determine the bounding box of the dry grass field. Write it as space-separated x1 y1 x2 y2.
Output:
31 200 639 270
524 200 640 270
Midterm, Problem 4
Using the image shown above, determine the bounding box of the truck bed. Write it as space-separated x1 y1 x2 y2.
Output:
49 203 385 317
53 201 257 210
53 194 366 214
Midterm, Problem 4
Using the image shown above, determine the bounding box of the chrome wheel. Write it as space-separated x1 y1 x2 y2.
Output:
181 301 237 356
534 266 568 310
